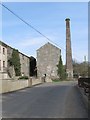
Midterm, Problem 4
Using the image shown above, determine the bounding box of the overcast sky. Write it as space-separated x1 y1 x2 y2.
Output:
0 1 88 64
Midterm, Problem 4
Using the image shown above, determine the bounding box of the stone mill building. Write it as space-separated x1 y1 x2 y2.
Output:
0 41 31 80
37 42 61 82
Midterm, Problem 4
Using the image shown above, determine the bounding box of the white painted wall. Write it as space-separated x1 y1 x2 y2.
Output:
0 44 8 79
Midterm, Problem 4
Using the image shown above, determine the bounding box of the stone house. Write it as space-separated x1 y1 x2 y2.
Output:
0 41 31 79
19 52 30 77
0 41 8 79
37 42 61 81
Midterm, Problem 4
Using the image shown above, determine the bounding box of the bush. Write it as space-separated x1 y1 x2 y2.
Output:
52 79 61 82
18 76 29 80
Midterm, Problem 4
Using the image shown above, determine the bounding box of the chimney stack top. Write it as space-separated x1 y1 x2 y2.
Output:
65 18 70 21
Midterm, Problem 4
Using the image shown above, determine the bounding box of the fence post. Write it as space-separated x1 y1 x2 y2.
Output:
28 77 32 87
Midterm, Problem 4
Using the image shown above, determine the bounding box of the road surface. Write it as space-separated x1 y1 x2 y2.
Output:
2 81 88 118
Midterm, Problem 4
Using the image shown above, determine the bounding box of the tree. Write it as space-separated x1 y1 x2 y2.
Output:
9 49 21 76
57 55 66 80
88 64 90 77
73 60 88 77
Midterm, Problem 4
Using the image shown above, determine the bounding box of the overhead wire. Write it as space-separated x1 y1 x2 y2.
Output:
0 2 83 62
0 3 63 49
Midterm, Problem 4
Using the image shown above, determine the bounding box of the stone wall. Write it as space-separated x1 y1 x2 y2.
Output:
0 78 42 93
1 79 28 93
19 53 30 77
37 42 61 81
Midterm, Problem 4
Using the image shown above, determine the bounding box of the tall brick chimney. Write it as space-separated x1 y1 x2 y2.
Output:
65 18 73 79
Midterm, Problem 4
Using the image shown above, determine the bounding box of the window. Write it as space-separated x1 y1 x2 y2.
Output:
3 61 5 68
0 60 1 70
3 48 5 54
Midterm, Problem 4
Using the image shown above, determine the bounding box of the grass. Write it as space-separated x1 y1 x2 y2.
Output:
52 79 62 82
52 78 68 82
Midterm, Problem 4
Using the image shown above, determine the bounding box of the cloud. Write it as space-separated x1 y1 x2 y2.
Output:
17 37 48 48
2 21 23 27
16 34 62 48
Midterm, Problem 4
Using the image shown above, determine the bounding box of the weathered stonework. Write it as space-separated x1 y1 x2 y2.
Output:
65 18 73 79
19 52 30 77
37 42 61 81
0 41 30 79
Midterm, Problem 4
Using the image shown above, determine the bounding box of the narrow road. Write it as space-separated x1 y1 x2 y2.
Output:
2 81 88 118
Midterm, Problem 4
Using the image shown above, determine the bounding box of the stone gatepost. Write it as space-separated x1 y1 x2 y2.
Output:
28 77 32 87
